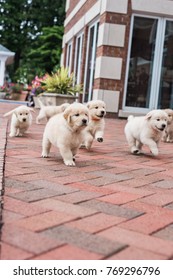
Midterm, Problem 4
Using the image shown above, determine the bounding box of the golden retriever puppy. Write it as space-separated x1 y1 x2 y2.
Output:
124 109 168 156
42 103 89 166
162 109 173 142
3 105 34 137
82 100 106 149
36 98 70 124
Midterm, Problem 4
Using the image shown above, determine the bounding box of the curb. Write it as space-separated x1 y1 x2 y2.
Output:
0 117 8 225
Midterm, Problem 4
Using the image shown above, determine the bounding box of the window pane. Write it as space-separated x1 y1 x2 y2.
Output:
74 34 83 85
125 17 158 108
158 21 173 108
84 22 99 102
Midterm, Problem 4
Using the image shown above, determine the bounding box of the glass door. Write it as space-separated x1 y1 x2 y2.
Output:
124 16 173 112
83 21 99 102
74 33 84 85
66 41 73 74
124 16 158 111
158 21 173 108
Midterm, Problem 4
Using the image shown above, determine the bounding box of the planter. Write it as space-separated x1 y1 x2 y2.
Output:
33 93 78 108
20 91 28 101
11 92 21 100
0 92 6 99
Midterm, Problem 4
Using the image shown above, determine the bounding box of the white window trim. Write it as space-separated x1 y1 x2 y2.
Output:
83 20 99 102
74 32 84 85
122 14 171 114
66 41 73 74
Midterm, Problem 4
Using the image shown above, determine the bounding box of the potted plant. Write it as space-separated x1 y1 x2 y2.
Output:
0 85 9 99
39 66 82 106
10 83 22 100
30 75 45 107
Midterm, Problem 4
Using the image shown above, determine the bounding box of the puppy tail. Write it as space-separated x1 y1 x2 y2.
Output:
127 115 134 122
37 98 45 108
3 109 16 117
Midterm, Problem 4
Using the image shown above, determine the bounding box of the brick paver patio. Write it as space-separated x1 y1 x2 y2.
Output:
0 102 173 260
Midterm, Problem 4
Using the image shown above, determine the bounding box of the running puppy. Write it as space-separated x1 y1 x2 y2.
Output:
3 105 34 137
83 100 106 149
36 98 70 124
124 109 168 156
42 103 89 166
162 108 173 142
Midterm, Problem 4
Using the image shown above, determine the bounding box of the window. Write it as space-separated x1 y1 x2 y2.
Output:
83 21 99 102
124 15 173 112
158 20 173 108
74 33 84 85
66 41 73 74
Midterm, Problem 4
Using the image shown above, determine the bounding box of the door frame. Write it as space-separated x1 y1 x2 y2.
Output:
83 19 99 103
123 14 170 114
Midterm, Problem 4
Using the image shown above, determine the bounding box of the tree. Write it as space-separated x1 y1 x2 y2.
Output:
27 26 64 79
0 0 66 81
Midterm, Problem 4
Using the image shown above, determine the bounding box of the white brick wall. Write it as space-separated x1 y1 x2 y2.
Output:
101 0 128 15
98 23 126 47
95 56 122 80
93 89 120 112
132 0 173 16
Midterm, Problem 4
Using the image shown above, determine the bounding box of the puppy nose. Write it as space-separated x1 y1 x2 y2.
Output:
23 118 26 122
101 110 105 115
162 124 166 128
82 119 87 125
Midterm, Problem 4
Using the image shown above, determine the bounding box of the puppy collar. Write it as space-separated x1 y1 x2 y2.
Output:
91 117 101 121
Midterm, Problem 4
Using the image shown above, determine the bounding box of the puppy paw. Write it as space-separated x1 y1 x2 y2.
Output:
132 149 140 154
84 142 92 150
131 147 140 154
151 148 159 156
97 137 103 142
9 133 16 137
41 152 49 158
64 160 76 166
80 144 86 149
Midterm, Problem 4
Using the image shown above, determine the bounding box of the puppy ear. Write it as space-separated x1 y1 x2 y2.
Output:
86 101 91 109
63 108 71 124
145 111 153 120
61 103 70 112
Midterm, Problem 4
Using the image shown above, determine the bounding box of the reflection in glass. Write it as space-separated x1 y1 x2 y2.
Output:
125 17 158 108
84 22 99 102
158 21 173 108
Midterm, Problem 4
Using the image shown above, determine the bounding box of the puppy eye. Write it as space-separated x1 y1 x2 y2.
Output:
157 118 160 121
20 113 22 115
26 113 28 115
85 113 88 117
75 113 79 117
95 106 98 109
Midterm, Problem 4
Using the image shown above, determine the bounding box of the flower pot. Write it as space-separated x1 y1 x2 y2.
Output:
0 92 6 99
34 93 78 108
11 93 21 100
20 91 28 101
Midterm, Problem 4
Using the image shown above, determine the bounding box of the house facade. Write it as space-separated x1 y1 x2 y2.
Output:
62 0 173 116
0 45 15 86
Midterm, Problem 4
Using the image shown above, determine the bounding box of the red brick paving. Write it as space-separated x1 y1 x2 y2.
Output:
0 102 173 260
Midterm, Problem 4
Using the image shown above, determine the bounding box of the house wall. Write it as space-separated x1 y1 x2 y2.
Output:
63 0 173 115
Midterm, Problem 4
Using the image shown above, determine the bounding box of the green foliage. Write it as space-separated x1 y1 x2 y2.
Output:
10 83 22 93
0 0 66 82
27 26 64 74
42 67 83 95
